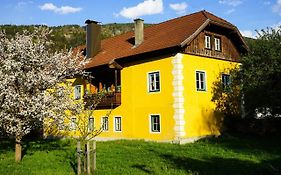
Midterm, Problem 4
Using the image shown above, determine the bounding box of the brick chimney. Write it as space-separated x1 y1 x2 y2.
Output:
134 18 144 47
85 19 101 58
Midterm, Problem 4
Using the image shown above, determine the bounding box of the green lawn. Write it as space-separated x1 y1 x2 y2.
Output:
0 134 280 175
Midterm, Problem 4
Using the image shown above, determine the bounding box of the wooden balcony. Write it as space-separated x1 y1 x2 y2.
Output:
84 92 121 109
98 92 121 108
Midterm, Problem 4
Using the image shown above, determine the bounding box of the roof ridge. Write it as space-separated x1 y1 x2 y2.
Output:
203 10 235 27
155 10 206 26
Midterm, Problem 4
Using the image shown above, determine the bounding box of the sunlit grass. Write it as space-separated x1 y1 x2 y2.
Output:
0 134 280 175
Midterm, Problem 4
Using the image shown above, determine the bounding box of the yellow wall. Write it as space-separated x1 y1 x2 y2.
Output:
182 54 238 138
47 53 239 142
85 55 175 141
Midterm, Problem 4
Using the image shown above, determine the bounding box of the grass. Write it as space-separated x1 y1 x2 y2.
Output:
0 134 281 175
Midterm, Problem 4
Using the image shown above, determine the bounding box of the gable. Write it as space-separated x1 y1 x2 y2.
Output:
184 24 243 62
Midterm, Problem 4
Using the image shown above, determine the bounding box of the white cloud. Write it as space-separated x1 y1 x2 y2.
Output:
273 0 281 15
119 0 163 19
272 21 281 30
225 8 235 15
240 30 256 38
219 0 242 7
169 2 188 14
39 3 82 15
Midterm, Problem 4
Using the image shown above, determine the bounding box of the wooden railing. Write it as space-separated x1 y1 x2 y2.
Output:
84 92 121 109
98 92 121 108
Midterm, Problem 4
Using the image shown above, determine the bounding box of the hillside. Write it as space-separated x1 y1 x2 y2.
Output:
0 23 152 52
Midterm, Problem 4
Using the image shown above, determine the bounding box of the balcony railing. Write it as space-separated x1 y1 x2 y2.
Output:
85 92 121 109
98 92 121 108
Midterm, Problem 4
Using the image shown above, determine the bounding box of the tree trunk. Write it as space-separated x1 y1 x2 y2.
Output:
15 136 22 162
92 140 96 175
87 141 90 175
77 141 81 175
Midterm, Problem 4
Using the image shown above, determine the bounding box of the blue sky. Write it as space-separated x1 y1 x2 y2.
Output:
0 0 280 38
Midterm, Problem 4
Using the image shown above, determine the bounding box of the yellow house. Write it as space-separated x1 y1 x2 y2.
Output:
62 10 248 143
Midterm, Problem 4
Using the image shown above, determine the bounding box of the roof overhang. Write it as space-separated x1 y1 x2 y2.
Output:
180 18 249 53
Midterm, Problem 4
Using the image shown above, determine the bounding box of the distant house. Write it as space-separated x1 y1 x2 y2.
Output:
60 10 248 143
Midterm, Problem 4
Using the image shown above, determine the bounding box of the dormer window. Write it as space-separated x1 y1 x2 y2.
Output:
215 37 221 51
205 35 211 49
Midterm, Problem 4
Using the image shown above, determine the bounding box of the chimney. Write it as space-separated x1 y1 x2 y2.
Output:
85 19 101 58
134 18 144 47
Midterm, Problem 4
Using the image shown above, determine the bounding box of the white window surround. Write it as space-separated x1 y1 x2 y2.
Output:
147 71 161 93
102 117 109 132
88 117 94 132
74 85 82 100
205 35 211 49
222 73 231 90
195 70 207 92
149 114 161 133
214 37 221 51
114 116 122 132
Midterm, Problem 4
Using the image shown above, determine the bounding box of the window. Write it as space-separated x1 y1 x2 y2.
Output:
150 115 160 132
148 71 160 92
196 71 206 91
114 117 122 132
74 85 82 100
102 117 109 131
214 37 221 51
88 118 94 132
222 74 231 91
70 118 76 131
205 35 211 49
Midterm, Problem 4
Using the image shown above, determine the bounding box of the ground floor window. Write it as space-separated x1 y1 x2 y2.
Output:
88 117 94 132
114 117 122 132
150 114 160 132
102 117 109 131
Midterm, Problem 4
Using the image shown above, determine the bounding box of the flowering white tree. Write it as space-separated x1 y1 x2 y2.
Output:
0 28 88 162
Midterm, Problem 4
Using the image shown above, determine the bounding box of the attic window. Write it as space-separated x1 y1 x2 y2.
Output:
214 37 221 51
205 35 211 49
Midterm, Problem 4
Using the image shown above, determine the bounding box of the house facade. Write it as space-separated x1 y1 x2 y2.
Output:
57 11 247 143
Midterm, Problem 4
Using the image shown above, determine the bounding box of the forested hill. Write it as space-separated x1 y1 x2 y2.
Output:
0 23 152 52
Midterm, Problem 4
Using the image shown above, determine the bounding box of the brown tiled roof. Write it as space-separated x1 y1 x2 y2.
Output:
83 10 241 68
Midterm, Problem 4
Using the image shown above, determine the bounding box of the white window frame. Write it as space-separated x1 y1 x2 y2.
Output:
222 73 231 91
205 35 211 49
70 117 77 131
149 114 161 133
196 70 207 91
214 37 221 51
88 117 94 132
74 85 82 100
114 116 122 132
102 117 109 131
148 71 161 93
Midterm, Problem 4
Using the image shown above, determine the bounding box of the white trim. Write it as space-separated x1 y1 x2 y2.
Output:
114 116 122 132
195 70 207 92
149 114 161 134
214 37 221 51
88 117 95 132
205 35 211 49
101 116 109 132
172 53 186 139
147 70 161 93
74 85 83 100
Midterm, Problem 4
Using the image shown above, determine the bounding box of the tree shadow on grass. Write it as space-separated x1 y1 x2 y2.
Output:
199 134 281 157
0 139 15 152
160 154 281 175
131 164 154 174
